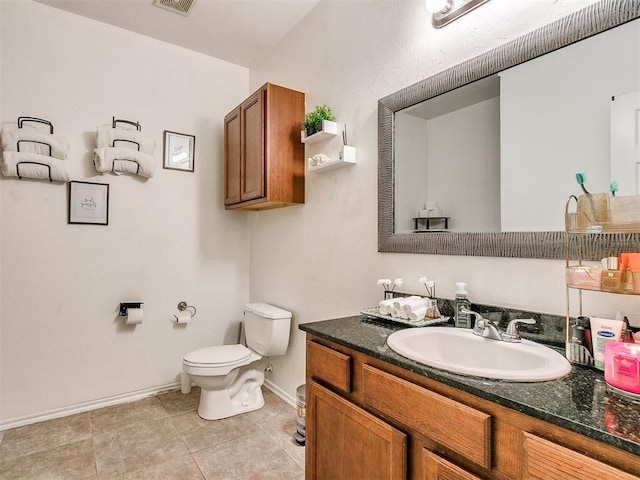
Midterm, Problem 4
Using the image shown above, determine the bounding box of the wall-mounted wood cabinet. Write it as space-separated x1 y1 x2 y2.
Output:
224 83 305 211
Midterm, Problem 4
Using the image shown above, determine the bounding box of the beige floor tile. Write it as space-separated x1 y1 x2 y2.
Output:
90 397 168 436
93 417 189 479
157 387 201 416
115 454 204 480
264 419 305 470
192 429 303 480
0 412 91 460
0 438 96 480
172 410 261 452
245 390 296 430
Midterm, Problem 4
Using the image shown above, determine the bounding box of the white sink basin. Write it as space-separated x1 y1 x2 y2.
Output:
387 327 571 382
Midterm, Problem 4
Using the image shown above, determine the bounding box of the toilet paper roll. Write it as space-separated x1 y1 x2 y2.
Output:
173 312 192 324
126 307 143 325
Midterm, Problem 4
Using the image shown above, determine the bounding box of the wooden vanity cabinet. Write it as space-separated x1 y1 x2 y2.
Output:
305 336 640 480
224 83 304 211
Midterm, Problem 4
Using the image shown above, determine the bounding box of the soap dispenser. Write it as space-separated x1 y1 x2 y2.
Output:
454 282 471 328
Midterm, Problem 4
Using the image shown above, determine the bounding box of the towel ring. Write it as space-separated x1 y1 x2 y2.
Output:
177 301 197 318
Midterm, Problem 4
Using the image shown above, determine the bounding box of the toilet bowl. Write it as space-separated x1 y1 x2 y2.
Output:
182 302 292 420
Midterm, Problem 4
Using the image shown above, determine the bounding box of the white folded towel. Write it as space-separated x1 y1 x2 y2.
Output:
378 298 395 315
1 127 70 160
96 126 156 154
393 296 422 312
94 147 157 178
1 151 70 182
401 296 427 314
408 306 428 322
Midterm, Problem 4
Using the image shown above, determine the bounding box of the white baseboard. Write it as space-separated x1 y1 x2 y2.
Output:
0 382 181 432
264 379 296 409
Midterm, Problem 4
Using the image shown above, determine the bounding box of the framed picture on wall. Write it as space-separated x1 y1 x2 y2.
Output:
68 181 109 225
163 130 195 172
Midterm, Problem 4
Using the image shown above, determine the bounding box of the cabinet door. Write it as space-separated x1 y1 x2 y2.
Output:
240 88 265 202
523 432 638 480
224 107 241 205
307 380 407 480
422 450 481 480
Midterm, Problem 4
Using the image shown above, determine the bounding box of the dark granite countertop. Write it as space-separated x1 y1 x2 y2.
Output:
300 315 640 456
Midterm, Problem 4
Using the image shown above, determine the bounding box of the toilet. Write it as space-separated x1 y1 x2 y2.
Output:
181 302 292 420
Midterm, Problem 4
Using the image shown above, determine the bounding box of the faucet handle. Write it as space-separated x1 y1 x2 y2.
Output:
505 318 536 340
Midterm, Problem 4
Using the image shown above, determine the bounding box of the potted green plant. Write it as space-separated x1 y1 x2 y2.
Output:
303 110 321 136
303 105 336 136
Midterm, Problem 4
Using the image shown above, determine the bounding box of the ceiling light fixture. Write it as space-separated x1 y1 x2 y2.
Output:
425 0 491 28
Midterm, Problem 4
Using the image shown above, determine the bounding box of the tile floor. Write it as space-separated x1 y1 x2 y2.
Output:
0 387 305 479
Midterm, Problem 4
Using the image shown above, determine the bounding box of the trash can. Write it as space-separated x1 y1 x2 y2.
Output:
293 384 305 445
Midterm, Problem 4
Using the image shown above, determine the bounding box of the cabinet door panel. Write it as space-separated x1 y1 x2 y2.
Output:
240 90 264 202
307 380 406 480
422 450 482 480
363 365 492 469
224 107 241 205
523 432 638 480
307 340 351 393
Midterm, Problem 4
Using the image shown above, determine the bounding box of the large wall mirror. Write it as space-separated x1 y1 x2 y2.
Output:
379 0 640 259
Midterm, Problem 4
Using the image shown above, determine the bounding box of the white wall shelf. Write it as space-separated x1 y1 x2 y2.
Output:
308 145 356 173
301 120 338 144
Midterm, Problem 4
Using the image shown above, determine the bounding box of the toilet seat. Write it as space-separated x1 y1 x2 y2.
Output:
183 344 254 376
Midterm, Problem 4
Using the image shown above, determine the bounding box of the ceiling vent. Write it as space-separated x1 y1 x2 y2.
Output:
153 0 196 16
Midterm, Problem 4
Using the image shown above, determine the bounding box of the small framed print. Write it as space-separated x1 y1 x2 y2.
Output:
163 130 195 172
68 181 109 225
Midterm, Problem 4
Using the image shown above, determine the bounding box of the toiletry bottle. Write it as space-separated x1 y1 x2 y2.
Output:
454 282 471 328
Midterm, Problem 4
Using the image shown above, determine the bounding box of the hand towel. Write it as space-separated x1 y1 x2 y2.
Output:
1 127 70 160
94 147 157 178
1 151 70 182
378 298 395 315
401 296 427 314
96 126 156 154
408 306 428 322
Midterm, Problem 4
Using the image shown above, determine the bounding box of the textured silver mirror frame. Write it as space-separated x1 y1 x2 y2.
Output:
379 0 640 259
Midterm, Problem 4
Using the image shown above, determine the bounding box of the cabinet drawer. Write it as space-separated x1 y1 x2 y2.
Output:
363 364 491 469
422 449 482 480
523 432 638 480
307 340 351 393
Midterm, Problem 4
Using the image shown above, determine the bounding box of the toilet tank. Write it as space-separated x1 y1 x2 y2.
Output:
243 302 292 356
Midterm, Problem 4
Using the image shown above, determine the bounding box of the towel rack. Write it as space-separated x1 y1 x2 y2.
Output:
111 116 142 150
112 159 141 175
16 162 52 182
18 116 54 134
14 116 56 182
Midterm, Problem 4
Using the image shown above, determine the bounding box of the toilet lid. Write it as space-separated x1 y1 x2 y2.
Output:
184 344 251 366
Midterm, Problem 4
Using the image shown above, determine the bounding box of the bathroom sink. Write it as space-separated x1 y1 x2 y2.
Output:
386 327 571 382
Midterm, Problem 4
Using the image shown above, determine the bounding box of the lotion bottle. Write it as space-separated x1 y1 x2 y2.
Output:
454 282 471 328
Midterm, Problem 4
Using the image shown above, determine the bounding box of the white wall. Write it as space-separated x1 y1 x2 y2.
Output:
0 1 251 425
248 0 640 400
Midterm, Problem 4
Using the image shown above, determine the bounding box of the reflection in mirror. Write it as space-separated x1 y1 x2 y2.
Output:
379 0 640 258
393 17 640 235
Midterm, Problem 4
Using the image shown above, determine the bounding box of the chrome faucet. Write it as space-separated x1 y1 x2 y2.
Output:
462 309 535 342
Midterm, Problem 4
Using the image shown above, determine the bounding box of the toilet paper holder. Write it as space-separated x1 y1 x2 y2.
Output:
119 302 143 316
177 301 197 318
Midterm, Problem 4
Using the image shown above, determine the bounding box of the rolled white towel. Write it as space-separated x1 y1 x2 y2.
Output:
1 151 70 182
96 126 156 154
378 298 395 315
393 296 421 312
390 307 402 318
1 127 70 160
408 306 428 322
401 296 427 314
94 147 157 178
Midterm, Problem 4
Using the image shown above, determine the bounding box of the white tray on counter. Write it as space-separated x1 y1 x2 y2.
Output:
360 306 449 328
